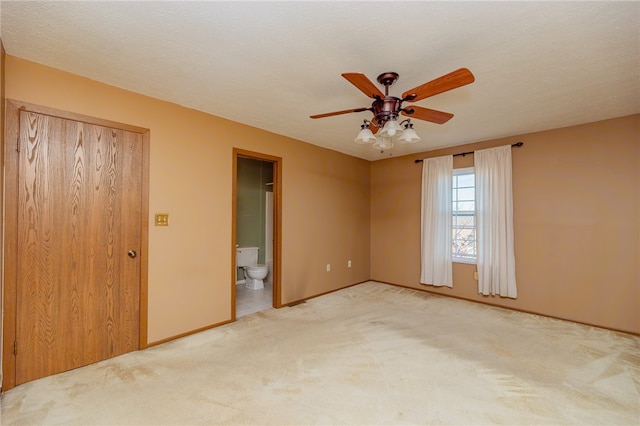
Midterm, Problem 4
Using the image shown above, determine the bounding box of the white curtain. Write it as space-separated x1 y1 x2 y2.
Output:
420 155 453 287
475 145 518 298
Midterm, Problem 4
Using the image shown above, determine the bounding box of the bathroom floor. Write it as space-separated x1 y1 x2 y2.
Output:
236 280 273 317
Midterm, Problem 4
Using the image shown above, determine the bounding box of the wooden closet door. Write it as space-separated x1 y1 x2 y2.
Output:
16 110 142 384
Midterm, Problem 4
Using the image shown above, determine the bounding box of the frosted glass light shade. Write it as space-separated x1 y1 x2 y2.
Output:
373 136 393 150
397 127 421 143
379 119 403 137
354 127 376 144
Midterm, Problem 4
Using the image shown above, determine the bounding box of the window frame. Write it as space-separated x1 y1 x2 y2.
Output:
452 167 477 264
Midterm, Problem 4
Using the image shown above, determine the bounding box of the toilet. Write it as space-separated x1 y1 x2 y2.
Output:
236 247 269 290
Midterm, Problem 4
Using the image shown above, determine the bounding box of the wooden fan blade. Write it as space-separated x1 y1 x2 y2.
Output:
402 106 454 124
310 107 368 119
402 68 475 102
342 73 385 99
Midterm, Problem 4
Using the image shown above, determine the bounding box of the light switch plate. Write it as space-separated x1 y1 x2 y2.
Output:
155 213 169 226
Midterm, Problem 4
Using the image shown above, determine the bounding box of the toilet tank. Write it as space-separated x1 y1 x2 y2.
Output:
236 247 259 267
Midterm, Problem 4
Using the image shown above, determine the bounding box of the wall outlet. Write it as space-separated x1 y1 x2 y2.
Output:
348 260 352 268
326 264 331 272
474 271 478 280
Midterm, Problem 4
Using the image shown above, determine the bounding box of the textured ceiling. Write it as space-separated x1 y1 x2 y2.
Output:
1 1 638 161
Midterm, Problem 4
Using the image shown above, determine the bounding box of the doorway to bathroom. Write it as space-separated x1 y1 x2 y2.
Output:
232 149 282 319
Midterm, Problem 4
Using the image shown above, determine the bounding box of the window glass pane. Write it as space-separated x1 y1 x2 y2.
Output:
453 215 474 228
456 174 474 187
455 237 476 248
457 187 474 201
455 228 475 239
452 170 476 262
456 201 475 211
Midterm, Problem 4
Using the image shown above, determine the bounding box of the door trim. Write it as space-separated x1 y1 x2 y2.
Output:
1 100 150 391
232 148 282 319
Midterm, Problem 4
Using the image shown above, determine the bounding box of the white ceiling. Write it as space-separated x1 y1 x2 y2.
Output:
1 1 638 161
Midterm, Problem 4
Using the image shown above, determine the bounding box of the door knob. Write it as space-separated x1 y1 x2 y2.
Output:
128 250 137 258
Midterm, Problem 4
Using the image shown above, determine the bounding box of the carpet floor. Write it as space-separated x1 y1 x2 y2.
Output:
1 281 639 425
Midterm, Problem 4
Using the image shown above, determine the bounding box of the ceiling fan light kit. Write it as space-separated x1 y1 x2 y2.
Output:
379 119 403 137
311 68 475 152
396 122 420 143
354 123 377 144
373 137 394 151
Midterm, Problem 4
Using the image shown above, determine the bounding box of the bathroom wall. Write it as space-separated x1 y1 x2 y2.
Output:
4 55 372 344
370 115 640 334
237 157 273 275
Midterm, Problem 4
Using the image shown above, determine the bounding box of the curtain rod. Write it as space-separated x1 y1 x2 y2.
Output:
414 142 524 163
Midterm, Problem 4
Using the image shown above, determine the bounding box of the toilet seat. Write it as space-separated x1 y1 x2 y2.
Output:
244 264 267 270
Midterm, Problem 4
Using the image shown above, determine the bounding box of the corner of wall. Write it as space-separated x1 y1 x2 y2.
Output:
1 37 6 390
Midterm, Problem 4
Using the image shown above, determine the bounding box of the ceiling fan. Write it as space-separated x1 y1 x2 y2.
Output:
310 68 475 150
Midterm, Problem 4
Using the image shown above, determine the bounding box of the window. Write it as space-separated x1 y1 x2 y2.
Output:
452 167 476 263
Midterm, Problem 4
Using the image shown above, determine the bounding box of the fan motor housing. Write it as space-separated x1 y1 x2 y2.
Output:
372 97 402 125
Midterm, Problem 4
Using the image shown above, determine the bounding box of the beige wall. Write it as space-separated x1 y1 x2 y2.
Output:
3 54 638 347
4 56 371 343
371 115 640 334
